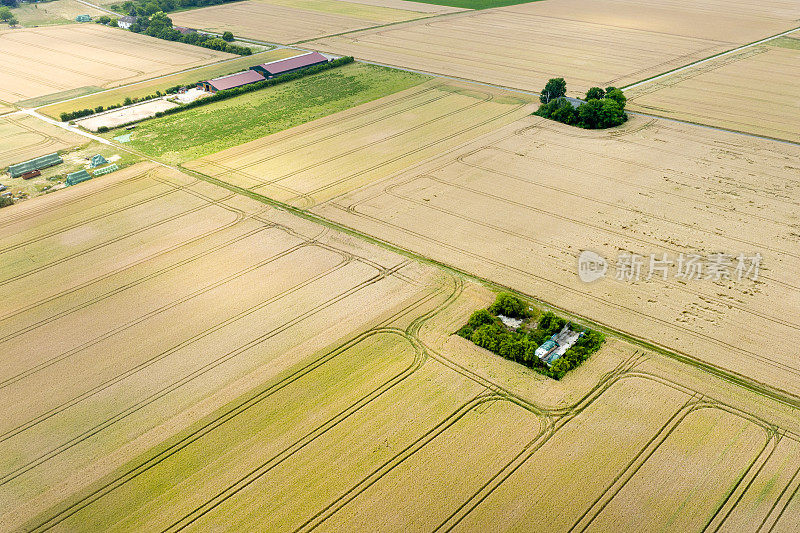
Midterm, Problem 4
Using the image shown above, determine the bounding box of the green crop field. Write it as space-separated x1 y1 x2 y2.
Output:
114 63 429 163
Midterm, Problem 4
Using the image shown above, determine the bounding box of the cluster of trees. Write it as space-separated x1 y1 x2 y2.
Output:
94 15 118 26
1 0 18 7
0 196 13 209
127 11 251 54
112 0 239 16
0 6 18 26
534 78 628 129
456 293 605 380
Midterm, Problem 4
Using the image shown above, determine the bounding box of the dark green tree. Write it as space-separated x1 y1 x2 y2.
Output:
577 99 603 128
539 77 566 104
597 98 626 128
604 87 627 109
222 30 234 42
489 292 531 318
585 87 605 100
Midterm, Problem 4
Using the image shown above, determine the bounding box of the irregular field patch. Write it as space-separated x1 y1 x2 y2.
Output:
10 0 107 27
313 115 800 396
38 48 303 120
0 25 234 104
184 80 534 207
0 114 85 169
117 62 430 164
307 0 800 94
626 35 800 143
170 0 433 44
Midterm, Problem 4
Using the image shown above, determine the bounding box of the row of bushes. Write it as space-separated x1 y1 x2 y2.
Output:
456 293 604 380
59 88 179 122
534 78 628 129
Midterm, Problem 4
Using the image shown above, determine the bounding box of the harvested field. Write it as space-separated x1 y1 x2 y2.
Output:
170 0 433 44
75 99 179 132
0 114 85 170
626 34 800 143
313 114 800 397
308 0 800 94
0 25 234 104
38 48 303 120
185 80 534 207
118 62 430 164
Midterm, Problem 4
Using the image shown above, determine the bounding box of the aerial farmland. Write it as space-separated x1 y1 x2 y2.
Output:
1 0 799 531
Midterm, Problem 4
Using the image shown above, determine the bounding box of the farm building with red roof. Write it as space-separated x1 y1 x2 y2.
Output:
249 52 329 78
198 70 265 93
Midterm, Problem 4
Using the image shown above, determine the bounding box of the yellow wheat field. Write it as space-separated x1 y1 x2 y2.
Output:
2 162 800 531
313 114 800 397
626 35 800 143
308 0 800 94
170 0 434 44
0 25 234 104
184 80 535 207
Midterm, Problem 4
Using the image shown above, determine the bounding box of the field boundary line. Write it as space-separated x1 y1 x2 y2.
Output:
705 431 783 532
159 328 427 532
295 392 511 532
621 25 800 92
0 224 273 350
0 204 266 324
25 272 448 532
336 196 800 378
571 399 773 532
432 367 649 532
25 328 420 532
